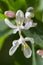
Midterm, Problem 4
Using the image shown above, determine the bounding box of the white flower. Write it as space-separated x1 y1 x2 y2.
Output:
9 36 34 58
23 7 37 30
4 9 37 34
24 11 37 30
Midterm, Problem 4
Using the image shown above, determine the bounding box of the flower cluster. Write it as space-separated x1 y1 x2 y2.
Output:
4 7 37 58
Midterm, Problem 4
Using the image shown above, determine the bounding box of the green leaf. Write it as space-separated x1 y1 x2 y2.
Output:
25 0 39 8
0 20 12 50
23 29 43 48
37 0 43 11
35 11 42 22
0 34 9 50
36 54 43 65
3 0 27 12
0 13 6 20
0 0 9 13
35 0 43 22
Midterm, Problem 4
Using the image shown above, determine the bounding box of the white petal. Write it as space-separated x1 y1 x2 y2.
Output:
22 43 32 58
5 18 17 28
25 12 34 18
24 37 34 44
26 7 34 12
24 20 32 30
13 26 24 34
32 22 37 27
12 40 18 46
20 26 24 29
24 19 37 30
9 40 19 56
18 26 24 31
13 28 18 34
16 10 24 25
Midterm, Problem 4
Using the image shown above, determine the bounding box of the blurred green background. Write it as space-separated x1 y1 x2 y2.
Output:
0 0 43 65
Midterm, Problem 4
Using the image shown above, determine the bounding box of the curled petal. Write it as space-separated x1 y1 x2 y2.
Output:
25 12 34 18
26 7 34 12
5 18 17 28
9 40 19 56
22 43 32 58
4 11 16 18
12 40 18 46
24 19 37 30
24 20 33 30
16 10 24 25
32 22 37 27
24 37 34 44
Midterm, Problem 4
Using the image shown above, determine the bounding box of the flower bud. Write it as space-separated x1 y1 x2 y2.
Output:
4 11 16 18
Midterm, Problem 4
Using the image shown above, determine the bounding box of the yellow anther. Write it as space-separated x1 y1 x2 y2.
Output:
18 24 21 26
24 43 28 49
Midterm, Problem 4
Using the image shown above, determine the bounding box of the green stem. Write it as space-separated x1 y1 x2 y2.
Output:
19 31 22 37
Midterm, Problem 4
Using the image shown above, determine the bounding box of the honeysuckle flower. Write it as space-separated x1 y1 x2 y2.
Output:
24 7 37 30
4 11 16 18
9 36 34 58
4 8 37 33
37 50 43 58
